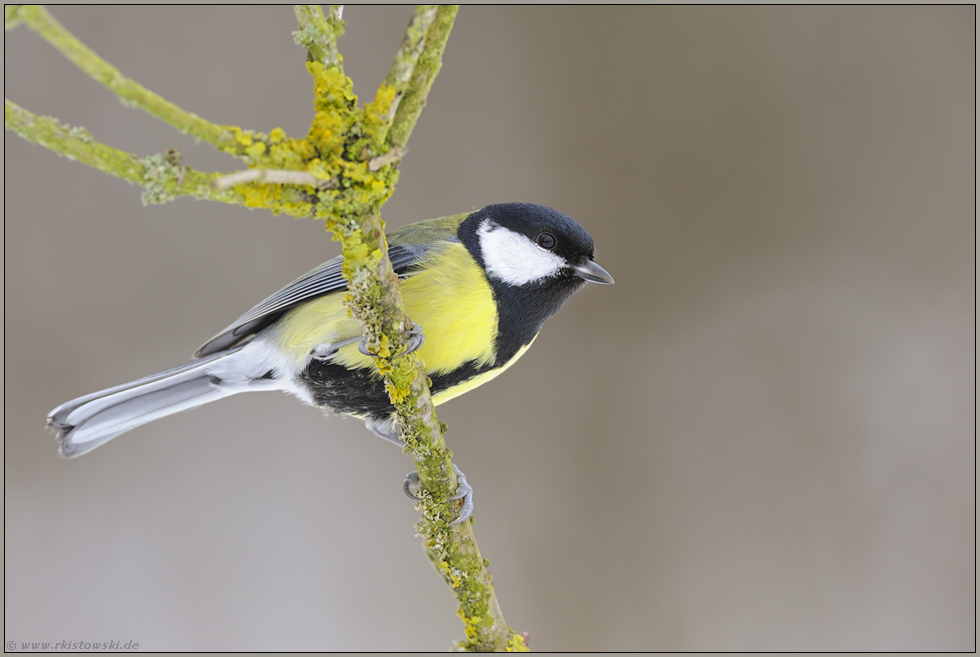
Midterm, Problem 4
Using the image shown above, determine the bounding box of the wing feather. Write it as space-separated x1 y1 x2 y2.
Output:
194 244 426 357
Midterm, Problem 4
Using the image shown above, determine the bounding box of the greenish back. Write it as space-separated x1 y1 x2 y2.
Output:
387 213 469 247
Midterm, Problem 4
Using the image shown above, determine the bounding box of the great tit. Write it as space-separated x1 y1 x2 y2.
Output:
47 203 613 516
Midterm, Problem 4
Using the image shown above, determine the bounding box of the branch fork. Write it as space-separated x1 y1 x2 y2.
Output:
6 5 520 650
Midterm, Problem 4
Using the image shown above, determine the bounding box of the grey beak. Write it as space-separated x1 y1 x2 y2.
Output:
574 259 615 284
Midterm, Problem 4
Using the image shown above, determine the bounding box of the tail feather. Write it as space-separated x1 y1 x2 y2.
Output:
48 349 247 458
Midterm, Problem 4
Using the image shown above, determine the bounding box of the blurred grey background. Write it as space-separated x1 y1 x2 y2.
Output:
4 6 975 651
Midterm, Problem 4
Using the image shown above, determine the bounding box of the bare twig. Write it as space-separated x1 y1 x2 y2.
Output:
213 168 324 190
366 147 407 172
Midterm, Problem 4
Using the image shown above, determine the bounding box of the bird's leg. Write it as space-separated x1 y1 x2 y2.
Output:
363 415 475 524
310 336 361 361
364 415 404 446
312 321 423 362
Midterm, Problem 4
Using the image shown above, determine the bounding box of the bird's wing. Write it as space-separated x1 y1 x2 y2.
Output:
194 243 430 357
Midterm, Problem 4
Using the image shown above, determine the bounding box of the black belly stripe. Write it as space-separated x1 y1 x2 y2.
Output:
299 358 494 419
299 267 585 420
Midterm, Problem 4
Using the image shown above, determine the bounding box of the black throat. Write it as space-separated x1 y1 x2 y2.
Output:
458 210 586 364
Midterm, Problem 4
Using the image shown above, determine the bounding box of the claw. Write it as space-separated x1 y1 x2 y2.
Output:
358 321 425 358
403 471 422 501
448 465 473 526
403 464 474 526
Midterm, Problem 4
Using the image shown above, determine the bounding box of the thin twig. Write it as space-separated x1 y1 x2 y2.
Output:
366 147 407 172
5 98 143 183
213 168 324 190
14 5 243 155
4 99 240 205
386 5 459 151
381 5 438 125
293 4 345 70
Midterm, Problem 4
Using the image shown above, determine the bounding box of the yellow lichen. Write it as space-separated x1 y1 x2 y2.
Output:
245 141 266 158
457 608 481 641
363 83 397 134
232 127 253 147
213 59 398 220
505 634 530 652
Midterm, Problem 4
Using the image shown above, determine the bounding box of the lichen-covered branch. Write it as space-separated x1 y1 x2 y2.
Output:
7 5 521 650
309 6 516 651
293 5 345 70
386 5 458 151
4 98 241 206
380 5 438 128
10 5 245 156
335 214 520 653
5 5 25 29
5 98 142 183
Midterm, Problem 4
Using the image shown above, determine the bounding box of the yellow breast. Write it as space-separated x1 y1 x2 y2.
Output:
274 242 499 377
430 339 534 406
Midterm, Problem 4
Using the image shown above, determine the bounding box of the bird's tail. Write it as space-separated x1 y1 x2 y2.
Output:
47 347 251 458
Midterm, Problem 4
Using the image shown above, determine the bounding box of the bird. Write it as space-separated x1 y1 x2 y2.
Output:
47 202 614 521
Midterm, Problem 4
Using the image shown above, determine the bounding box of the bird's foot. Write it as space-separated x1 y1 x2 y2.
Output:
310 335 360 361
404 464 474 526
364 415 403 446
358 320 425 358
312 322 424 362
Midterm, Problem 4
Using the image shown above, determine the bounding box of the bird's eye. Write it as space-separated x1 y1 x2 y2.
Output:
536 232 557 250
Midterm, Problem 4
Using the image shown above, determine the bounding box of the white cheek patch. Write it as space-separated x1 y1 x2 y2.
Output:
477 221 566 285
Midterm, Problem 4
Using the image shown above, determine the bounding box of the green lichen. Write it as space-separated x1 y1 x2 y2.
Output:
68 125 93 142
293 4 344 69
386 6 458 151
140 152 183 205
291 22 320 50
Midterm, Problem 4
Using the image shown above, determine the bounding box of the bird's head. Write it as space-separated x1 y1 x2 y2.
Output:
461 203 614 289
